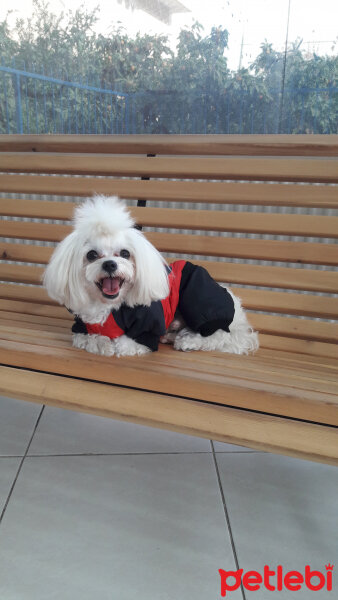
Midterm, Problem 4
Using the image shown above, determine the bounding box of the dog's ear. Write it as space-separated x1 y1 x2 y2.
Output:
43 231 88 311
125 228 169 306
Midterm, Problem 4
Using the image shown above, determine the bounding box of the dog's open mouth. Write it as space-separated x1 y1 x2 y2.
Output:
96 276 124 299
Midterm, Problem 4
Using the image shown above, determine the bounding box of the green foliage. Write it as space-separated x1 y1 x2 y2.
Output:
0 0 337 133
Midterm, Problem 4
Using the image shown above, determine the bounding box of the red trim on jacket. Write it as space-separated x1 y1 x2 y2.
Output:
85 313 124 338
161 260 186 328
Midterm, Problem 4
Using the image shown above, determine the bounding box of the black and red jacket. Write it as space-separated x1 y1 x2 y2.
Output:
72 261 235 351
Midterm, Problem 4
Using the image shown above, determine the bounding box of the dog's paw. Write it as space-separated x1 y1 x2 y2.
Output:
173 328 203 352
95 335 116 356
72 333 90 350
114 334 151 357
73 333 115 356
83 334 103 355
160 331 177 344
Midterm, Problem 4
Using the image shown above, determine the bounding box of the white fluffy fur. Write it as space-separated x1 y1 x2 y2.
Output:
72 332 151 357
43 195 259 357
173 291 258 354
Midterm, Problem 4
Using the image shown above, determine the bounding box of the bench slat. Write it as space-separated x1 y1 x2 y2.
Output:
1 262 337 295
0 322 70 339
1 286 337 321
150 233 338 265
0 283 57 305
2 237 337 267
1 134 338 156
2 211 337 239
2 200 338 239
259 333 338 359
1 365 337 465
1 154 337 182
249 314 338 345
0 311 70 328
0 299 70 319
1 179 337 208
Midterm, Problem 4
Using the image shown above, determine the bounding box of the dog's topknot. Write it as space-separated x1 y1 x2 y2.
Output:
74 195 135 237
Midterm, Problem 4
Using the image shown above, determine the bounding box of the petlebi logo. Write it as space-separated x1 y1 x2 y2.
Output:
218 564 334 596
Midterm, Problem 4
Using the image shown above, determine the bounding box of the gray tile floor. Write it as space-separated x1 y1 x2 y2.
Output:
0 395 337 599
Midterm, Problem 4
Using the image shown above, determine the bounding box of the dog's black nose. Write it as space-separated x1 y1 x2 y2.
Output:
102 260 118 274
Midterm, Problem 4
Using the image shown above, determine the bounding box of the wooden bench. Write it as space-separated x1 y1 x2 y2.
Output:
0 134 337 465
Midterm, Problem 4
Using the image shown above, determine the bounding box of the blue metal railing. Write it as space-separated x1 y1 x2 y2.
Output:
0 65 337 134
0 65 130 134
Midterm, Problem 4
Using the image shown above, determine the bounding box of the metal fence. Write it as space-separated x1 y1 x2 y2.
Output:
1 64 337 135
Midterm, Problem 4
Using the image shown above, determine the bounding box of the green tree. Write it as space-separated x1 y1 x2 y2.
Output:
0 1 336 133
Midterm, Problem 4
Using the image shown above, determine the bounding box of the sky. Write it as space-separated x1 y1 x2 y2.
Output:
1 0 337 70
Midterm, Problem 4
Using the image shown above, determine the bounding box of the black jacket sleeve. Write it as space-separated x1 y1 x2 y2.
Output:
71 316 88 335
114 301 166 351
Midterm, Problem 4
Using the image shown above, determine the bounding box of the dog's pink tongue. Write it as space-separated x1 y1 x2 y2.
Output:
102 277 120 295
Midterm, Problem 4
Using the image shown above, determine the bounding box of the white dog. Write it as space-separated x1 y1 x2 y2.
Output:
43 196 258 357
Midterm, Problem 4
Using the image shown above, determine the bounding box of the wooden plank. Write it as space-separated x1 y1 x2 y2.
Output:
2 261 338 295
149 233 338 265
0 340 337 427
0 322 70 339
1 174 338 208
0 198 76 220
1 365 337 464
0 311 70 328
0 299 71 319
2 200 338 239
0 155 337 182
0 243 53 263
0 264 44 285
0 221 70 242
195 261 338 294
1 178 337 208
232 288 338 320
153 345 338 388
250 313 338 344
2 210 337 239
263 333 338 361
0 330 71 348
0 283 56 304
2 237 337 267
1 134 338 156
253 347 338 370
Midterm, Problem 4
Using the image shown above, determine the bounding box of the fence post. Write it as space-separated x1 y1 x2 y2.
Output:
14 73 23 133
125 94 130 134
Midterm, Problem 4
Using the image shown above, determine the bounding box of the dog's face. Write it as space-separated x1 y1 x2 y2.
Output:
83 231 136 306
43 196 169 320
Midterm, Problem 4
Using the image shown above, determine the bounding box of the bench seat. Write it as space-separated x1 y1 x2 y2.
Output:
0 134 337 465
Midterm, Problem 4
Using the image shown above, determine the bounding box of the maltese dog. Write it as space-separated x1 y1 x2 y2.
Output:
43 195 259 357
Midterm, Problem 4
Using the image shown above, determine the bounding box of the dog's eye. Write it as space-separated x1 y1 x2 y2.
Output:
86 250 99 262
120 249 130 259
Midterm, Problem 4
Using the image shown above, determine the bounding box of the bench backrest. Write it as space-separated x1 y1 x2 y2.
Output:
0 134 337 359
